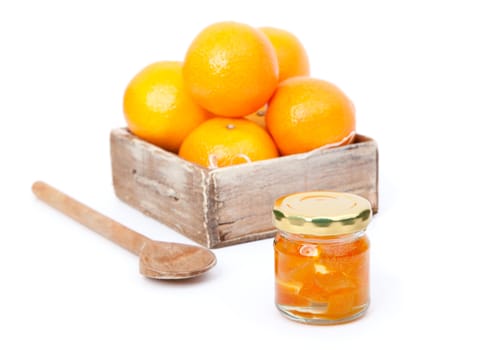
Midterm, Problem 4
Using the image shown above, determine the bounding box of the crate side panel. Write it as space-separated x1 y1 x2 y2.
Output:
110 129 211 247
211 139 378 246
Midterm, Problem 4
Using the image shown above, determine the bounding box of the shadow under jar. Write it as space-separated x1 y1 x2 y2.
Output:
273 191 372 325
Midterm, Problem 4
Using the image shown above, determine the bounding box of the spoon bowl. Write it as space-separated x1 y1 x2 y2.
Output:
32 181 216 279
139 240 216 279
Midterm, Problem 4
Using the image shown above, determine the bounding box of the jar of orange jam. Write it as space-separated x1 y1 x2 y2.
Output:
273 191 372 324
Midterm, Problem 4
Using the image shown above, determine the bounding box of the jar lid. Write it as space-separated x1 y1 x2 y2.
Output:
272 191 372 236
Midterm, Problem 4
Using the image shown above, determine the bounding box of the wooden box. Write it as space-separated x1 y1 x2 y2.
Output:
110 128 378 248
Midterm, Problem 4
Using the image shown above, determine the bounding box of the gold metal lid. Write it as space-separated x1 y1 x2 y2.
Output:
273 191 372 236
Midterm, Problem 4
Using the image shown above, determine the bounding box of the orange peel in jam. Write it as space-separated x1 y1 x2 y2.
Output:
272 191 372 324
274 233 369 322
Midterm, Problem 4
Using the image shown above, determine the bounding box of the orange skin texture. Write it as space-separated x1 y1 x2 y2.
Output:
266 76 356 156
183 21 279 117
123 61 209 153
275 233 369 321
259 26 310 82
178 117 279 168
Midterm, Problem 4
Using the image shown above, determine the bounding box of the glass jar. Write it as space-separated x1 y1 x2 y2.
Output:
273 191 372 325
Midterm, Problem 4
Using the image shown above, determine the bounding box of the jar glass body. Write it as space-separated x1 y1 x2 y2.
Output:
274 229 370 324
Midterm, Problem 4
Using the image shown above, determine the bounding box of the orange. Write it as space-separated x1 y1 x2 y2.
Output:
183 21 279 117
179 117 279 168
123 61 208 153
266 76 356 156
259 26 310 82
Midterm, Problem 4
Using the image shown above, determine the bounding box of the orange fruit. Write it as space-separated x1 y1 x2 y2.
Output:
266 76 356 156
259 26 310 82
123 61 208 153
183 21 279 117
179 117 279 168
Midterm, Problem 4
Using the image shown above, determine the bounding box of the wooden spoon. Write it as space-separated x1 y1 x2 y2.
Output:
32 181 217 279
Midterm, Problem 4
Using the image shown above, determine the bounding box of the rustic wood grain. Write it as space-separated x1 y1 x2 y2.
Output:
110 128 212 247
110 128 378 248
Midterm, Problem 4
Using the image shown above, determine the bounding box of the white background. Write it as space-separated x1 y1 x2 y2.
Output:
1 0 491 348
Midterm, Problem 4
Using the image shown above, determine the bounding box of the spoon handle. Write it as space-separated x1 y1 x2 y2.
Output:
32 181 149 256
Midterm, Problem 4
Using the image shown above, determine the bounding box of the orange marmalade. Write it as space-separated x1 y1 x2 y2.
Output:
273 191 372 324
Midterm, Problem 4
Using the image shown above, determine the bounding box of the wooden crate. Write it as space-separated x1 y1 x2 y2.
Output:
110 128 378 248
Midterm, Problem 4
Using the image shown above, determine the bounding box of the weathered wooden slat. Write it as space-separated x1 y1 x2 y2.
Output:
110 128 378 248
110 129 211 246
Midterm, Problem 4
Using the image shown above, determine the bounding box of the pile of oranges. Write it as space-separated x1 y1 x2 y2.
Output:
123 21 356 168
